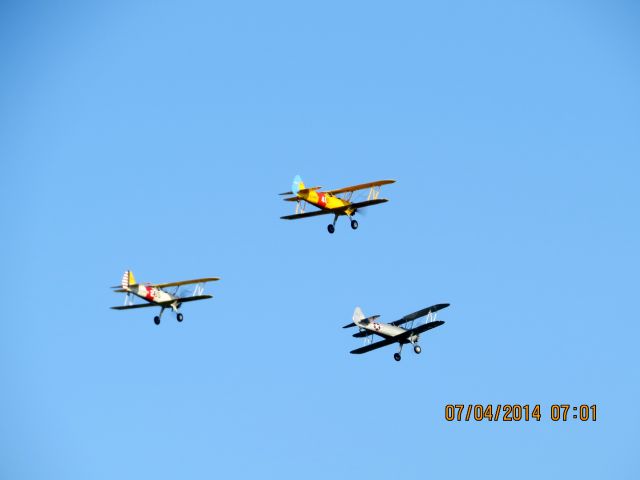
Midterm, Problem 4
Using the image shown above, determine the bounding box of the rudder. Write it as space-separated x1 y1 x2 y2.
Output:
121 270 136 290
291 175 305 194
353 306 365 326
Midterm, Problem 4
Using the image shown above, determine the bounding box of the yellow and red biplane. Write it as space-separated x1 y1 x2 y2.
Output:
111 270 219 325
279 175 395 233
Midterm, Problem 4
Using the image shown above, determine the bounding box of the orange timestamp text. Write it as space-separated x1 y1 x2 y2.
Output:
444 404 597 422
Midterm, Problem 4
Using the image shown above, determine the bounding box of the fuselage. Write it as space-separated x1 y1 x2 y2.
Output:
129 284 175 305
358 318 419 344
298 190 354 215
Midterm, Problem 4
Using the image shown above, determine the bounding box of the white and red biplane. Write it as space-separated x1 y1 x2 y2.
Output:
344 303 448 361
111 270 219 325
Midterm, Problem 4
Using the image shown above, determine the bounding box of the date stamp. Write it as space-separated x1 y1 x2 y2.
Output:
444 404 597 422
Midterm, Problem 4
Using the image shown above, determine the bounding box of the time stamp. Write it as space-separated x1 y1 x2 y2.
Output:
445 404 597 422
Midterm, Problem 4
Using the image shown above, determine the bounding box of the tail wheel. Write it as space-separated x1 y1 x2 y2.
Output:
394 353 401 361
327 224 335 234
177 313 183 322
350 219 358 230
414 345 422 354
154 316 160 325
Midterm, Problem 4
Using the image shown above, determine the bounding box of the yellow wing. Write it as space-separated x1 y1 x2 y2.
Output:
152 277 220 288
324 180 395 195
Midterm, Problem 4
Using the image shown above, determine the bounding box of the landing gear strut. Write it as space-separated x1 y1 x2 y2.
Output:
154 307 165 326
394 344 403 361
327 214 339 234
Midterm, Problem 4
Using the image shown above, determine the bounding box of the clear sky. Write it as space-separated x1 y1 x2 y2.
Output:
1 1 639 478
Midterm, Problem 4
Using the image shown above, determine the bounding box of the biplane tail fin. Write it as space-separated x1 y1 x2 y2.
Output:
343 306 378 328
291 175 305 194
121 270 137 290
352 306 365 326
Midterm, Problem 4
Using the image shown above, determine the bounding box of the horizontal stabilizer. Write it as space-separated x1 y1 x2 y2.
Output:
342 314 380 328
297 186 322 195
111 284 139 291
279 186 322 196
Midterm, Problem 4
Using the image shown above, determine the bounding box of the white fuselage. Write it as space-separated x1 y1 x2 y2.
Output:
359 319 419 343
130 284 176 306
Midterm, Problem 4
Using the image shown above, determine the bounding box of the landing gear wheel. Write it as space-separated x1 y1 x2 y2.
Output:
154 316 160 325
414 345 422 354
327 224 335 234
177 313 183 322
394 353 401 362
350 219 358 230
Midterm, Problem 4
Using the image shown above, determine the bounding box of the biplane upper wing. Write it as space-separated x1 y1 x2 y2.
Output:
324 180 395 196
389 304 450 327
151 278 220 289
350 320 445 354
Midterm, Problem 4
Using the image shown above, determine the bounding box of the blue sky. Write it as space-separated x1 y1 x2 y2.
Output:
1 1 639 478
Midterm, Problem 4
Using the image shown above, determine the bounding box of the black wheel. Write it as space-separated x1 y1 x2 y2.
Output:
177 313 183 322
154 316 160 325
350 219 358 230
327 224 335 234
414 345 422 354
394 353 401 362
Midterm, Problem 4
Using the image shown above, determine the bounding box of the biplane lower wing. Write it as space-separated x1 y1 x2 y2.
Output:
280 199 388 220
110 295 212 310
351 336 397 354
280 210 334 220
175 294 213 303
350 320 445 354
344 198 388 210
111 303 156 310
